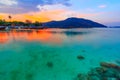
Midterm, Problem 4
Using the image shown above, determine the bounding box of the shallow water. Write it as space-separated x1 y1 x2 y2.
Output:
0 28 120 80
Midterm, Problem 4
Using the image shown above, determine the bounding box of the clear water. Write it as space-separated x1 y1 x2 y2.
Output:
0 28 120 80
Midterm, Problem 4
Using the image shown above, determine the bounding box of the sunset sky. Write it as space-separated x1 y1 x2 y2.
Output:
0 0 120 26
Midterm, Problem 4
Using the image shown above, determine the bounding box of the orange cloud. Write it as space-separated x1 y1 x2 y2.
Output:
0 9 68 22
0 13 8 20
0 9 103 22
24 9 68 22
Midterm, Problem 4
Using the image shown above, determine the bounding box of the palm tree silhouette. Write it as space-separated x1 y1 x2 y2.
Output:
8 15 12 22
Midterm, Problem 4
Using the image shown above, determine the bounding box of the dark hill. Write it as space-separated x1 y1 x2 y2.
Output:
43 17 107 28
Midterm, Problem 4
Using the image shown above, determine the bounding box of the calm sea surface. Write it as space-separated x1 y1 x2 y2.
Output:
0 28 120 80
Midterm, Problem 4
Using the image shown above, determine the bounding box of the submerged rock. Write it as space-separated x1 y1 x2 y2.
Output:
87 75 100 80
46 62 54 68
77 55 85 60
74 73 87 80
74 73 101 80
90 62 120 79
100 62 120 70
75 62 120 80
95 67 107 74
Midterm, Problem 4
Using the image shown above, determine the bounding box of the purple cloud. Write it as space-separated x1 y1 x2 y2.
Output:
0 0 71 14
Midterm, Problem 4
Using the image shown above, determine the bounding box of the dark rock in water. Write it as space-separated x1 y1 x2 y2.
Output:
74 73 87 80
75 62 120 80
46 62 53 68
100 62 120 70
75 73 100 80
89 62 120 79
77 55 85 60
95 67 107 74
87 75 100 80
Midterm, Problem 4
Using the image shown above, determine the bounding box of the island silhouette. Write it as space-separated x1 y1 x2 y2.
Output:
0 17 107 30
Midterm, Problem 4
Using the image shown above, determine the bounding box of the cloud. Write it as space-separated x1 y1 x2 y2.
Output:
0 0 19 14
0 8 104 23
0 0 71 14
98 5 107 8
37 4 68 11
0 0 18 6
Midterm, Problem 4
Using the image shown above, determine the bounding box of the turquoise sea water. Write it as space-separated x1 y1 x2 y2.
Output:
0 28 120 80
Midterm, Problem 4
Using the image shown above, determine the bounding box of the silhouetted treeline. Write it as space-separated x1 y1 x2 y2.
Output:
0 20 42 26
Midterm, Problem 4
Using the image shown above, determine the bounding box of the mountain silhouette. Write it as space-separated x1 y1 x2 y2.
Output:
43 17 107 28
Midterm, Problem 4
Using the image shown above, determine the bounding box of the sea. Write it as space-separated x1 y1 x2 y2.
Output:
0 28 120 80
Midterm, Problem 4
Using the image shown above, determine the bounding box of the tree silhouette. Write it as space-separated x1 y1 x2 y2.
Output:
8 15 12 22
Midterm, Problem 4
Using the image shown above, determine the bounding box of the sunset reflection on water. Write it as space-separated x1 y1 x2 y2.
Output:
0 30 66 44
